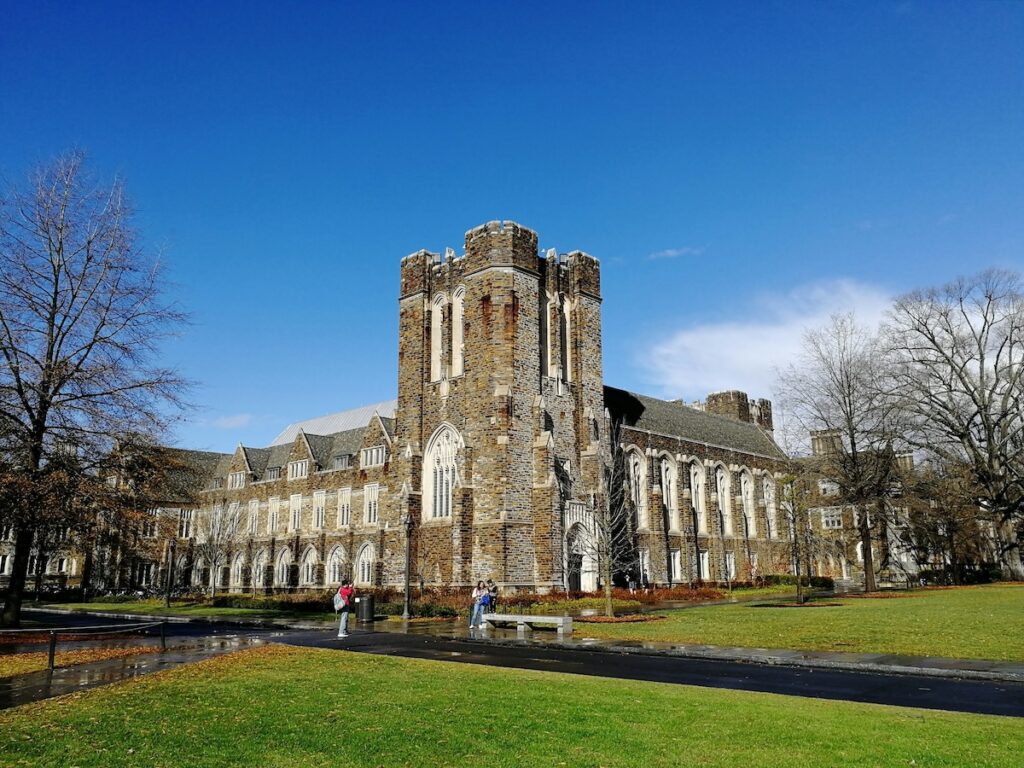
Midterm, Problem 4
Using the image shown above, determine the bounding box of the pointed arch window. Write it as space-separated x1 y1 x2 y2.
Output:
740 471 757 537
424 425 461 519
430 294 447 382
300 548 319 585
355 544 375 586
451 287 465 377
328 546 347 583
763 476 777 539
660 456 678 531
716 466 733 535
690 462 707 534
628 451 647 529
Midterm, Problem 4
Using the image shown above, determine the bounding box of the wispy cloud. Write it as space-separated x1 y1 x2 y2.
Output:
639 279 892 401
647 246 704 260
212 413 253 429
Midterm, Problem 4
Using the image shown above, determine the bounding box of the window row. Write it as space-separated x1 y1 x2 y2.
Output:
213 450 382 490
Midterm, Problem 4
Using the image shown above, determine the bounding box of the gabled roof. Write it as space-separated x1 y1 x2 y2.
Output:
604 386 786 459
270 399 397 446
159 447 231 502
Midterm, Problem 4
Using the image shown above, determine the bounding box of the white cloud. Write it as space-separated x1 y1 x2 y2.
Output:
639 279 892 402
212 413 253 429
647 246 704 260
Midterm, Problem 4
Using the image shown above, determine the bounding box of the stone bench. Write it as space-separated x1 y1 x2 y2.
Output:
482 613 572 635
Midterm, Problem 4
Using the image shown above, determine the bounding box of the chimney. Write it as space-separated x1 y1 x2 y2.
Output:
705 390 751 423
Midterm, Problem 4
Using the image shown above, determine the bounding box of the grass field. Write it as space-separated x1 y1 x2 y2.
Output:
578 584 1024 660
0 644 1019 768
43 599 332 621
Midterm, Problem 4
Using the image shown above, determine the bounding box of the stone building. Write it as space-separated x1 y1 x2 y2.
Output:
2 220 802 594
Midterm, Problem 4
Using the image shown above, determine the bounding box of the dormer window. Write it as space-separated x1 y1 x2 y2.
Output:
288 460 309 480
212 478 224 490
228 472 246 490
361 446 386 468
332 454 351 471
265 467 282 481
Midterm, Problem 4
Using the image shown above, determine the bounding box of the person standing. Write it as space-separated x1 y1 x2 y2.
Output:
470 580 487 629
336 579 354 638
486 579 499 614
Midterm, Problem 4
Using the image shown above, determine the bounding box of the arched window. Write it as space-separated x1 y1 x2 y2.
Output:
740 470 757 537
451 287 465 377
355 544 375 586
231 553 246 587
715 465 733 535
689 461 707 534
763 476 777 539
628 450 647 529
251 550 267 589
327 546 347 584
430 294 446 382
660 456 678 531
300 548 319 586
276 548 293 587
424 424 461 519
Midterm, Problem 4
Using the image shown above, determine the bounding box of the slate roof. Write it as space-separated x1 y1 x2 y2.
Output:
604 386 786 459
271 400 397 446
157 447 231 501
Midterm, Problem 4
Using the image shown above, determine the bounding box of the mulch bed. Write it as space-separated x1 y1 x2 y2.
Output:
576 614 667 623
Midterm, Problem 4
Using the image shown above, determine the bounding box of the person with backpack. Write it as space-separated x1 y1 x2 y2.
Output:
334 579 354 638
470 580 488 630
486 579 499 614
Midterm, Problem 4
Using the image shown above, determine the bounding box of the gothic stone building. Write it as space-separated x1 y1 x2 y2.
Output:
117 219 798 596
0 221 796 595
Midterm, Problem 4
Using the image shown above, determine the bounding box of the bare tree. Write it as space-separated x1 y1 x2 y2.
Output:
0 152 188 626
191 502 242 597
777 314 899 592
573 416 639 617
884 270 1024 579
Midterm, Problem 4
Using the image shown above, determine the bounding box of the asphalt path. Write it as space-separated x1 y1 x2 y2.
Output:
284 627 1024 718
14 612 1024 718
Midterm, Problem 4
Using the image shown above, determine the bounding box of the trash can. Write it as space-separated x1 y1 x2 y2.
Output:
355 595 375 623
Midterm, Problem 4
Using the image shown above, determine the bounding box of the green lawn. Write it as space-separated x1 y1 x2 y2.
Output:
0 644 1019 768
578 584 1024 661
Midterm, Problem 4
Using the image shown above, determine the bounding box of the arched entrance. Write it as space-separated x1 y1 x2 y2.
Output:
566 524 597 592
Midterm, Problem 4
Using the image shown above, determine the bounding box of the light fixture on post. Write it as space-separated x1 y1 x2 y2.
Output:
401 511 414 620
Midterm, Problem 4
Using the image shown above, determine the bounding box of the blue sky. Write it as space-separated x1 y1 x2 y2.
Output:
2 1 1022 452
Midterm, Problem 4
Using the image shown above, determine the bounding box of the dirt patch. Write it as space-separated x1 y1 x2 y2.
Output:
576 614 667 623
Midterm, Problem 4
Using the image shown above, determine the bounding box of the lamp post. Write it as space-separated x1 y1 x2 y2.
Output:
401 512 414 620
164 536 176 609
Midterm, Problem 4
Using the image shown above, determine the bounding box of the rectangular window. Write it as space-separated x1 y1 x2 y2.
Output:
698 550 710 580
364 483 379 524
268 497 280 533
248 500 259 534
821 508 843 530
290 494 302 531
0 525 11 541
725 551 736 579
638 548 651 585
228 501 240 529
332 454 351 470
178 510 193 539
266 467 282 481
288 460 309 480
670 549 682 581
228 471 246 490
141 510 157 538
314 490 326 529
338 488 352 527
57 557 68 574
0 554 8 575
361 447 386 468
211 478 224 490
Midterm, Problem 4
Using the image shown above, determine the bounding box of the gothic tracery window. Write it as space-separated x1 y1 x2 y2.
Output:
425 425 461 519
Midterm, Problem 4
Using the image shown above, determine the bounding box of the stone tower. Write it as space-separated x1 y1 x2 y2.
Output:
395 221 605 591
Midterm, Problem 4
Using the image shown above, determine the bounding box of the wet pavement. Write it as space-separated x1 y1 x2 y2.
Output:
6 609 1023 717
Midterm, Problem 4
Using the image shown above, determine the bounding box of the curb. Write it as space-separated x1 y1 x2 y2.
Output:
445 633 1024 684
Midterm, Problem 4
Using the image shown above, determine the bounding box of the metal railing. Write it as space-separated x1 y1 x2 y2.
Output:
0 621 168 671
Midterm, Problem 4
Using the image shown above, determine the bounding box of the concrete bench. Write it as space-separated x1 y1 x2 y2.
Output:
482 613 572 635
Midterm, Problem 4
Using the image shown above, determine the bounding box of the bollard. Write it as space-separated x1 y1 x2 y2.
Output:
47 631 57 671
160 621 166 651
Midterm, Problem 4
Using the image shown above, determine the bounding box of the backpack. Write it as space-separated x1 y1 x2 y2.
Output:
332 591 345 611
480 593 491 607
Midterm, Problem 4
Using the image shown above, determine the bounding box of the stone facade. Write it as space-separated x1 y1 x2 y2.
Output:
0 221 811 595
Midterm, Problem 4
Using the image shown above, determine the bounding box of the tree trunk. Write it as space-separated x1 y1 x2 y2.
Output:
859 515 877 592
995 521 1024 580
1 528 35 627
